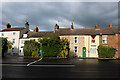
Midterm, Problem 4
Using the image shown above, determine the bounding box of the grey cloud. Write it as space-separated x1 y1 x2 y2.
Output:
2 2 118 31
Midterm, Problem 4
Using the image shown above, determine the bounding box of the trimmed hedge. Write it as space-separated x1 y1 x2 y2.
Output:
97 45 117 58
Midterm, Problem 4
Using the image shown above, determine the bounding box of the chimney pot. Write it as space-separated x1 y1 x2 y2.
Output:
6 23 11 28
109 24 112 28
25 21 29 28
34 27 38 32
95 25 100 28
71 22 74 29
54 24 59 31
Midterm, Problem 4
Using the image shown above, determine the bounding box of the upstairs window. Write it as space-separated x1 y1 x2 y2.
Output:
102 37 107 44
21 40 25 44
13 32 15 35
74 46 78 53
12 39 15 44
74 37 78 43
2 33 4 36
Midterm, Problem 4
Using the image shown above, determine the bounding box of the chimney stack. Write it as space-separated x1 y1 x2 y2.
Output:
54 24 59 31
95 25 100 29
109 24 112 28
34 27 38 32
6 23 11 28
25 21 29 29
71 22 74 29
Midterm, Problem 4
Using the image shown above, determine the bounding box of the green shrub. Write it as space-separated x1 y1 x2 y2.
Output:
23 40 40 56
97 45 117 58
32 48 40 57
39 34 70 58
58 38 70 58
39 34 61 57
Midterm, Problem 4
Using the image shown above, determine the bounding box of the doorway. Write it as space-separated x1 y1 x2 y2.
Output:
82 47 86 57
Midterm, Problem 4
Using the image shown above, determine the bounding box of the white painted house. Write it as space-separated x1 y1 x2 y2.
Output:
0 22 29 55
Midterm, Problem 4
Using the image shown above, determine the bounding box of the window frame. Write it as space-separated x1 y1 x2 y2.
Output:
74 36 78 43
13 32 16 35
102 37 107 44
2 33 4 36
74 46 78 53
12 39 15 44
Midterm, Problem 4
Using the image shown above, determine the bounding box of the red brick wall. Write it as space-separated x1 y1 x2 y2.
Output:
118 34 120 57
99 34 119 58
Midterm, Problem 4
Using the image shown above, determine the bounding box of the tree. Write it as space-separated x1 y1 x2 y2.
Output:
23 40 40 56
39 34 70 58
38 34 61 57
58 38 70 58
1 37 13 57
7 41 13 49
32 48 40 57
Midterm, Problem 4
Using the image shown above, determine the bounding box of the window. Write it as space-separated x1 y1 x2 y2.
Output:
74 46 78 53
2 33 4 36
74 37 78 43
12 48 14 52
90 48 97 53
21 40 25 44
102 37 107 44
12 39 15 43
13 32 15 35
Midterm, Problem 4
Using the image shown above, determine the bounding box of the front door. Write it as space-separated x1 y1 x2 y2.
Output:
82 47 86 57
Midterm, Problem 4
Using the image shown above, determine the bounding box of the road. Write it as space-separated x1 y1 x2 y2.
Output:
1 57 120 80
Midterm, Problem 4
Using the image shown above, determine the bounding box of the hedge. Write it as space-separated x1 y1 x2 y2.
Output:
23 40 40 56
97 45 117 58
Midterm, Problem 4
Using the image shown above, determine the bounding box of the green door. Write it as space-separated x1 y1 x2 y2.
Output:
82 47 86 57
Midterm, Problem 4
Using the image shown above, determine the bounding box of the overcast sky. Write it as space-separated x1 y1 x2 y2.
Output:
2 2 118 31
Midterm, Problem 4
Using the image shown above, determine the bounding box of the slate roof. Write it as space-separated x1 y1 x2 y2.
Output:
55 27 119 35
26 26 119 38
2 27 25 32
27 31 54 38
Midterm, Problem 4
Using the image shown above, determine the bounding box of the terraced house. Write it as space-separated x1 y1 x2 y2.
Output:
1 22 120 58
0 22 29 55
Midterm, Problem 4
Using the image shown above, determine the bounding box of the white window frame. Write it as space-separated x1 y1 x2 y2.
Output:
102 37 107 44
90 48 97 54
12 39 15 44
13 32 16 35
21 40 25 44
74 46 78 53
2 33 4 36
74 36 78 43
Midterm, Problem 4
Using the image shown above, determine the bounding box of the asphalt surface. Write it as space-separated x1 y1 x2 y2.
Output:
1 57 120 80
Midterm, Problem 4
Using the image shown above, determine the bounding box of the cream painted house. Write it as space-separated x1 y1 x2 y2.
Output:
0 22 29 55
60 35 99 58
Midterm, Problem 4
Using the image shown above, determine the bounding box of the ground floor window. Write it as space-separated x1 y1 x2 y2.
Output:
74 46 78 53
90 48 97 53
12 48 14 52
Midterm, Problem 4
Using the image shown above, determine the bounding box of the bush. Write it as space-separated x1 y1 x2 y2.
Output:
23 40 40 56
32 48 40 57
1 38 8 57
97 45 117 58
58 38 70 58
39 34 61 57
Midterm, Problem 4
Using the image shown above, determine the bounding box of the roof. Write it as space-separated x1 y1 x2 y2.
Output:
27 31 54 38
55 27 119 35
22 26 119 38
2 27 25 32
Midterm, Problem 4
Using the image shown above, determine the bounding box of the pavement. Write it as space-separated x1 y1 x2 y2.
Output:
1 57 120 80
